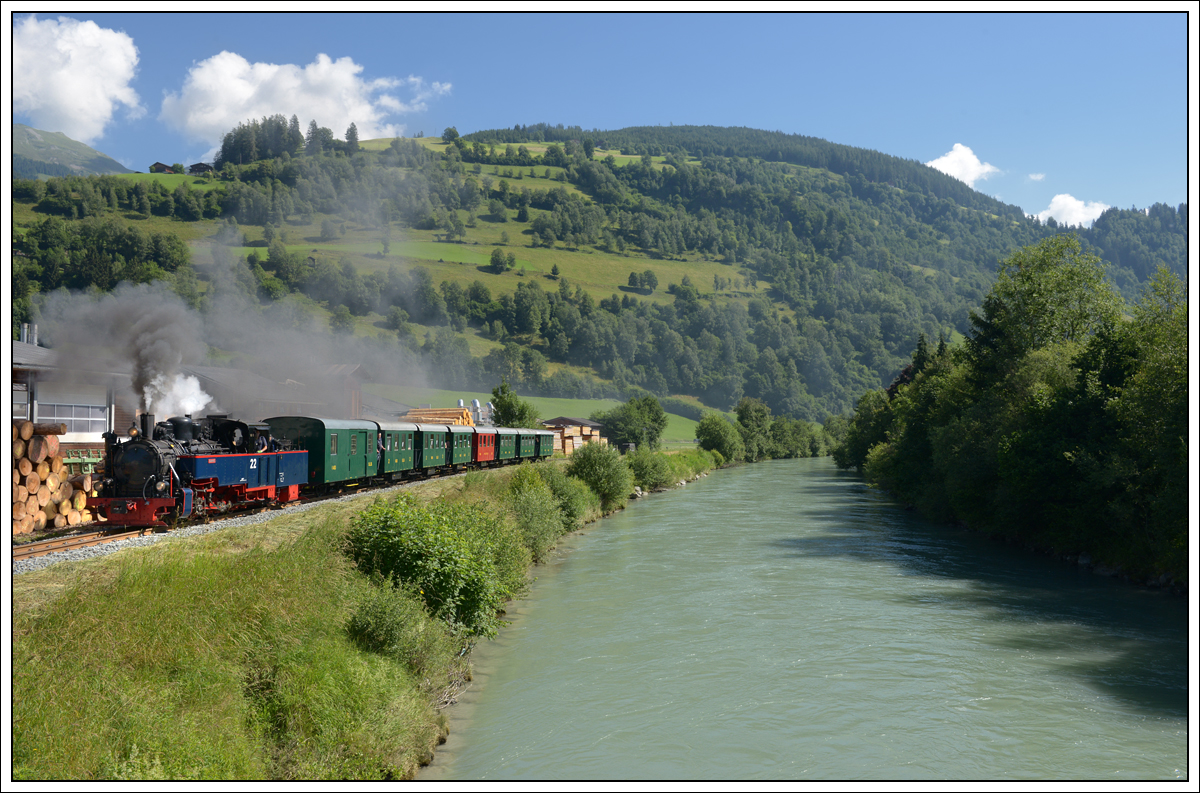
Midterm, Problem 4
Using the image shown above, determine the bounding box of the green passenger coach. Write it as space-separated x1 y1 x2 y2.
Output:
448 425 474 467
375 421 418 476
495 428 518 461
265 417 378 485
517 429 537 459
413 424 448 469
534 429 556 458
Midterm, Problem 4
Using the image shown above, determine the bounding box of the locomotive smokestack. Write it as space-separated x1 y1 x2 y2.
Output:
141 413 155 440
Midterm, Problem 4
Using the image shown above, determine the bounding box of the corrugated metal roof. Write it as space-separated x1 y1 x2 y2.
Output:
542 416 604 429
11 341 130 375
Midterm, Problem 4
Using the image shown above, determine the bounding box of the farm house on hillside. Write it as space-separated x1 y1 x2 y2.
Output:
148 162 173 173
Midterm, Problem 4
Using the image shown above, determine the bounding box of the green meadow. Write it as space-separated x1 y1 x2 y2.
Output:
113 172 226 192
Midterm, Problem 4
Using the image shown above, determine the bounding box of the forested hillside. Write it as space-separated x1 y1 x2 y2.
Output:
11 120 1187 421
833 237 1187 584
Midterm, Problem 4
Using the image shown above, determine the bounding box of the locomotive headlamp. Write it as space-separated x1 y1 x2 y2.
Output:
129 425 140 437
156 480 167 492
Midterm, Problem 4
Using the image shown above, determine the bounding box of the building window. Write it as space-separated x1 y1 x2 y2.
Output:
36 403 107 434
34 382 108 436
13 385 29 421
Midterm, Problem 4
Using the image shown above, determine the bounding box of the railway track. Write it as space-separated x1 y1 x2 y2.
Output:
13 528 156 562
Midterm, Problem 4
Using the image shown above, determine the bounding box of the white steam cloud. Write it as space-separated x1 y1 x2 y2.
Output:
1034 194 1111 228
160 51 451 153
13 15 144 143
144 373 213 418
925 143 1000 188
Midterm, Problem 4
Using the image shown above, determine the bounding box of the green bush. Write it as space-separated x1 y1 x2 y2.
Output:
347 576 458 675
534 463 600 532
626 447 673 490
566 442 633 511
695 412 745 462
345 494 528 637
507 465 565 563
667 448 718 479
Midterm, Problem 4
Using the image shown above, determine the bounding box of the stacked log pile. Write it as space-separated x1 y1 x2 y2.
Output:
11 421 100 536
401 407 475 426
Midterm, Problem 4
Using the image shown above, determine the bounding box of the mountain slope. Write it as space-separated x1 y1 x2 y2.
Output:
12 123 1187 422
13 123 135 178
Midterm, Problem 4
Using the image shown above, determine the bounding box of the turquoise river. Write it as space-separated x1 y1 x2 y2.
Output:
422 458 1188 781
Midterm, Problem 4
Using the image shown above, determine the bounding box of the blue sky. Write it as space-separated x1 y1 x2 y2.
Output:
10 11 1193 226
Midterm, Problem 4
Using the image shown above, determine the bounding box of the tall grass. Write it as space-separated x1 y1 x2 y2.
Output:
12 514 459 780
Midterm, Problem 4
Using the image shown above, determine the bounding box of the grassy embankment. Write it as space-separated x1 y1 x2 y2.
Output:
12 447 720 780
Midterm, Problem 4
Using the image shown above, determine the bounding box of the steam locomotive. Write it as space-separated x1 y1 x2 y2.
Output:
95 412 307 527
92 413 555 528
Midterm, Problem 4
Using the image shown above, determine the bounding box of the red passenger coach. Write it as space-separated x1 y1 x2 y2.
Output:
473 427 497 464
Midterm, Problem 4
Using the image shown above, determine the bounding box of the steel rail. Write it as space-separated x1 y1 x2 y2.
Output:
13 528 153 561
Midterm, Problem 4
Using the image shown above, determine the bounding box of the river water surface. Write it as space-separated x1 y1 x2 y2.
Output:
422 458 1188 781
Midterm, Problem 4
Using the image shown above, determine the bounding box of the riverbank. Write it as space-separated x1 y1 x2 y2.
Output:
11 449 720 780
866 483 1187 598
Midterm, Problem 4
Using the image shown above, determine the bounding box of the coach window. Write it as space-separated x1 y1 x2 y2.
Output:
330 434 338 456
351 434 357 456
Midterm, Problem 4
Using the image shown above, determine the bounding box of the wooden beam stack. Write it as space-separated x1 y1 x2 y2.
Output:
401 407 475 426
544 423 607 455
11 421 99 536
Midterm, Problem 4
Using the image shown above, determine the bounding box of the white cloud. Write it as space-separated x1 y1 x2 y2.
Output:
13 15 143 143
160 52 450 150
1034 194 1111 228
925 143 1000 188
1028 173 1045 181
